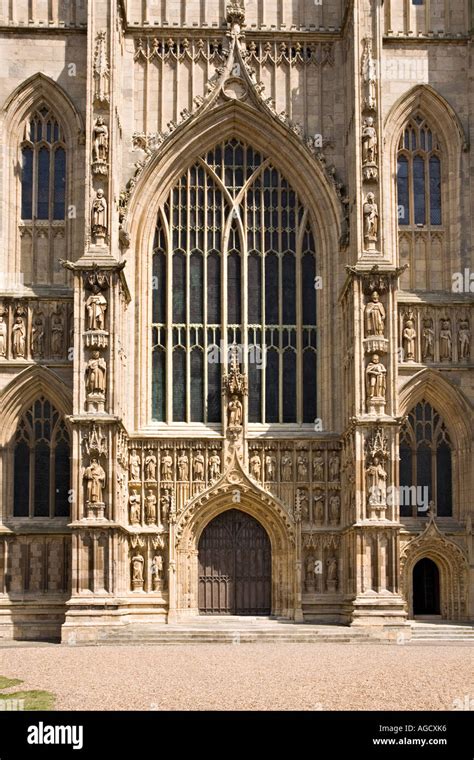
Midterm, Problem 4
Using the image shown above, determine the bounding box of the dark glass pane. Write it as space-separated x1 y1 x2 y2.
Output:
436 442 452 516
248 253 261 324
172 348 186 421
152 347 166 421
429 156 441 225
34 441 50 516
397 156 409 225
265 348 279 423
207 353 221 423
302 350 317 423
21 147 33 219
37 146 50 220
207 252 221 324
190 252 204 323
14 441 30 516
190 348 204 422
283 350 296 422
302 253 316 325
248 351 262 423
265 253 278 324
399 444 413 517
227 251 241 324
152 251 166 324
172 252 186 322
416 442 432 509
413 155 426 225
282 253 296 324
53 147 66 219
54 438 70 517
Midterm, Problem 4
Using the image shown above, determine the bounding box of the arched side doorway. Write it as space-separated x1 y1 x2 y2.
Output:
198 509 271 615
413 558 440 616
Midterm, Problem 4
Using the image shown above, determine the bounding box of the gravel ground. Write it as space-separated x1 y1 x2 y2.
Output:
0 643 471 711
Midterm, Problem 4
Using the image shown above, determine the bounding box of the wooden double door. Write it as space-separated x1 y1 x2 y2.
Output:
198 509 271 615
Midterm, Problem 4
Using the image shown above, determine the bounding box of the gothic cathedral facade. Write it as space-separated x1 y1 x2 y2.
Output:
0 0 472 642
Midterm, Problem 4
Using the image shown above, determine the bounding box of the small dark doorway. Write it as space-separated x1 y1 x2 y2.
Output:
413 558 440 615
198 509 271 615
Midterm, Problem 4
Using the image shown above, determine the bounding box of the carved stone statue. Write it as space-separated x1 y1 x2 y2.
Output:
193 452 205 481
362 116 378 165
91 189 107 239
50 306 64 357
160 490 172 523
31 312 45 358
250 453 261 480
366 456 387 507
129 449 141 481
265 453 277 481
327 556 338 586
145 490 157 524
281 452 293 481
177 453 189 481
12 317 26 358
0 316 6 357
151 554 164 591
228 394 243 427
458 319 471 360
92 116 109 170
403 319 417 361
298 489 309 521
329 494 340 525
84 457 106 504
131 553 144 589
305 556 316 592
328 453 340 481
161 450 173 481
297 453 308 481
86 291 107 331
363 192 378 243
85 351 107 395
313 490 325 523
129 489 141 524
439 319 452 361
364 291 385 337
313 453 325 481
209 451 221 481
144 450 157 481
422 319 435 360
366 353 386 400
361 37 377 110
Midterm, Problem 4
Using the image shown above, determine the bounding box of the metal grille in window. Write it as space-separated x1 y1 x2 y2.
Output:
21 106 66 221
152 139 318 424
396 115 441 227
399 400 452 517
13 397 71 518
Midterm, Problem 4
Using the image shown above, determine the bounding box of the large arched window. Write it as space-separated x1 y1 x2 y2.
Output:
397 115 441 227
152 139 317 425
399 400 452 517
13 398 71 518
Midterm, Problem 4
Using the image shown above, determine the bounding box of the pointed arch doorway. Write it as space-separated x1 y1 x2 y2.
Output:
198 509 271 615
413 558 440 616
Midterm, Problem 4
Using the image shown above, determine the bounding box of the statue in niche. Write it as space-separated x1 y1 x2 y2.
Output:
131 554 144 589
305 557 316 592
12 316 26 358
422 319 435 360
362 116 378 165
366 354 386 400
364 291 385 337
151 555 164 592
0 315 6 357
458 319 471 360
50 306 64 356
281 452 293 481
129 490 141 525
92 116 109 168
160 490 172 523
403 319 417 361
85 290 107 332
193 452 205 481
329 494 340 525
312 452 325 481
439 319 452 361
177 452 189 481
298 490 309 521
313 490 325 523
265 452 277 481
31 312 45 358
228 394 243 427
250 453 262 480
297 453 309 481
84 457 106 504
129 449 141 481
161 450 173 481
327 557 338 586
363 193 378 242
366 455 387 506
144 450 157 481
85 351 107 395
145 490 157 524
328 453 340 481
91 189 107 239
209 451 221 481
361 38 377 110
